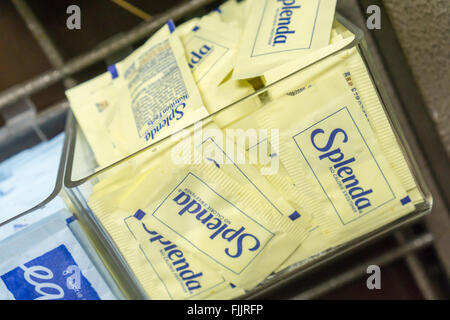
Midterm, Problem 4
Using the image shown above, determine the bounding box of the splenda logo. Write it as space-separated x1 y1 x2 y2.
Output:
311 128 373 212
172 190 261 258
187 44 213 70
144 102 186 142
141 225 204 293
273 0 301 46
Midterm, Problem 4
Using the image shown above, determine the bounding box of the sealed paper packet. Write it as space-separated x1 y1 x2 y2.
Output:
66 72 124 167
262 19 356 90
91 118 309 230
187 122 310 230
242 21 422 269
90 205 242 300
106 22 209 156
0 210 115 300
219 22 356 222
65 6 258 167
225 114 314 224
179 15 262 129
252 73 417 268
198 0 249 30
88 130 308 294
180 18 239 90
232 0 337 80
263 28 422 206
119 118 311 231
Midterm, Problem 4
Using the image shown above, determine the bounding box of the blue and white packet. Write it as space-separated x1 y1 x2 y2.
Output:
0 210 116 300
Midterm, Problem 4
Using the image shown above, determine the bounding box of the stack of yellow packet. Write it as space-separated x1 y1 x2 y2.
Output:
65 0 423 299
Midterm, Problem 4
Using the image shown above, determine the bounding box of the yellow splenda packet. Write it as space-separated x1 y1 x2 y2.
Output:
126 215 245 300
263 19 356 87
88 171 244 300
65 72 123 167
201 77 261 128
106 22 209 156
181 19 239 88
174 17 200 37
89 131 308 291
264 39 423 205
255 73 417 268
194 122 310 231
180 18 261 129
232 0 337 80
225 113 313 223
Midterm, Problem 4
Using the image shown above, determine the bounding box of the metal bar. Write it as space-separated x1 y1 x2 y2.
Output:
0 99 68 143
11 0 77 89
110 0 152 21
33 99 69 126
0 99 67 161
0 0 217 110
290 233 434 300
394 231 440 299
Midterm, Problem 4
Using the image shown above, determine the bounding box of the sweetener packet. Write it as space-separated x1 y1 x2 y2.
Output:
0 210 116 300
200 77 261 128
196 123 308 226
180 19 261 129
255 73 416 268
225 113 313 223
88 128 308 291
232 0 337 80
263 19 356 87
86 130 240 299
174 18 200 37
265 41 423 205
86 203 244 300
181 19 239 89
66 72 123 167
108 120 309 232
106 22 209 156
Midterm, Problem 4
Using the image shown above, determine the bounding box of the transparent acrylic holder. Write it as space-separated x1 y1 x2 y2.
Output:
62 14 432 299
0 133 66 232
0 115 68 252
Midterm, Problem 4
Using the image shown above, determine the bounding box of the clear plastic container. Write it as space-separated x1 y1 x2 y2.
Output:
61 13 433 299
0 131 66 236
